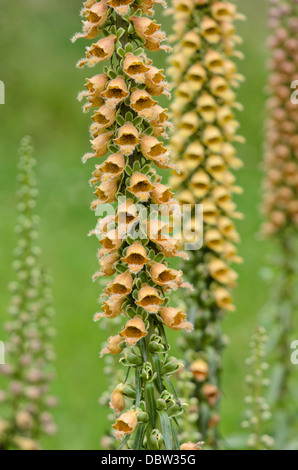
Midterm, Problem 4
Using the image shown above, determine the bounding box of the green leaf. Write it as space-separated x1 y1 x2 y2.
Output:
125 43 133 53
127 307 136 318
116 115 125 126
122 299 130 312
117 46 125 58
124 367 131 384
145 382 157 428
108 143 119 153
171 423 179 450
158 322 169 352
132 289 139 300
125 111 134 122
125 164 133 176
140 164 151 175
128 23 135 35
115 262 127 273
158 411 172 450
154 253 165 263
127 234 136 244
117 434 130 450
140 272 148 284
134 47 144 56
143 126 154 136
152 354 163 393
133 161 141 172
108 69 117 79
137 83 147 90
133 423 146 450
135 367 142 408
163 377 182 407
139 337 147 362
137 306 146 317
133 116 143 126
117 28 125 39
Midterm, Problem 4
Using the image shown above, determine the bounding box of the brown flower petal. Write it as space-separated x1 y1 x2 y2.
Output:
106 271 133 299
135 285 164 313
121 242 150 273
119 316 147 346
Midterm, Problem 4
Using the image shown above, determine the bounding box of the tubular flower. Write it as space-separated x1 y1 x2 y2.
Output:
100 335 125 357
121 242 150 273
180 441 203 450
101 76 129 107
114 123 141 155
119 316 148 346
113 409 138 439
123 53 150 83
145 65 170 97
77 35 117 67
0 138 57 450
127 172 155 201
92 152 125 182
190 359 209 382
260 0 298 413
74 0 191 450
159 307 193 331
109 383 126 416
168 0 244 447
79 73 109 112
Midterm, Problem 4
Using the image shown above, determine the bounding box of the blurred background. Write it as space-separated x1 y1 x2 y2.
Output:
0 0 295 450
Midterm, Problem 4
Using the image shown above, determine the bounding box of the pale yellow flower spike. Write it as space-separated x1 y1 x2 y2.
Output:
168 0 245 448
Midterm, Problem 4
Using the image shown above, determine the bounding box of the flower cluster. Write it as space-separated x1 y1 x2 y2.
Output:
242 327 274 450
74 0 192 449
0 137 57 451
262 0 298 237
260 0 298 414
167 0 244 447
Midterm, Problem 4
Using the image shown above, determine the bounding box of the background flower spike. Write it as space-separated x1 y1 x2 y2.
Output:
260 0 298 445
167 0 245 449
0 137 57 451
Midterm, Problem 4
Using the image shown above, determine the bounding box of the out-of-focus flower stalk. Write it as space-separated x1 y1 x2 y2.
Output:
242 327 274 450
261 0 298 412
0 137 57 451
74 0 193 450
262 0 298 237
167 0 245 448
